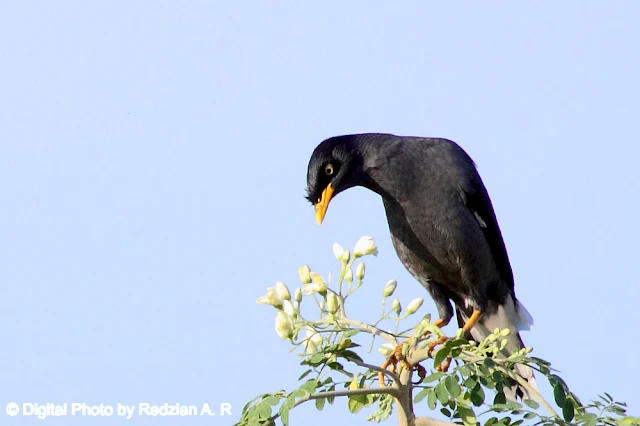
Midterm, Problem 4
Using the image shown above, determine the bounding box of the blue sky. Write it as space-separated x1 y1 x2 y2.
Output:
1 2 639 425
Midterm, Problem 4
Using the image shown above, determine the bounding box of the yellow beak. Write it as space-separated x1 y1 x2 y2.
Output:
314 184 334 225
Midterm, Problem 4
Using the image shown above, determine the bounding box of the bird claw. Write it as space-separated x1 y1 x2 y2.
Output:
427 336 448 357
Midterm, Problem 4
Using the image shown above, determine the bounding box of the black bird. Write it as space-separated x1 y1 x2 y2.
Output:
306 133 535 397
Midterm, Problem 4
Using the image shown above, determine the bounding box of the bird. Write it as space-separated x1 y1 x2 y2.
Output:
306 133 536 399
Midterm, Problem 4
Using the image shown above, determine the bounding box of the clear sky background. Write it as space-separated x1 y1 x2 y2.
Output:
1 2 639 425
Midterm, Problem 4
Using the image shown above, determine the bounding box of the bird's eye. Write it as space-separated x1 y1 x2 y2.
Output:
324 163 334 176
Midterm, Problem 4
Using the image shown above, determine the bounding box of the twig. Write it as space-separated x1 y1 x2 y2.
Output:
350 358 401 385
316 318 398 344
513 373 559 418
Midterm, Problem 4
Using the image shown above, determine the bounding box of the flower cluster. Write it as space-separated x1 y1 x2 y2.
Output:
256 237 380 349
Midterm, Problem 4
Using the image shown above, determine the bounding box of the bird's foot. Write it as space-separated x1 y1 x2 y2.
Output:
427 336 448 357
378 341 425 387
435 357 452 372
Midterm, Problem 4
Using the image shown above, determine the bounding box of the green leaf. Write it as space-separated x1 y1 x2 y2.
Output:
506 401 522 411
562 400 575 422
483 358 496 368
340 349 363 363
441 407 451 417
343 329 359 338
463 376 477 389
456 404 477 426
315 397 325 411
309 353 325 365
554 382 567 408
494 392 506 405
347 395 366 414
279 405 290 426
300 379 319 395
414 388 430 403
485 417 498 426
523 398 539 409
423 371 445 383
523 411 537 419
434 346 451 366
479 376 495 389
445 375 461 398
436 381 449 405
469 384 485 406
298 369 312 381
427 388 438 410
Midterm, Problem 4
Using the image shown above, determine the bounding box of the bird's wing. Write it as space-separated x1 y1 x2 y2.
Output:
461 176 515 294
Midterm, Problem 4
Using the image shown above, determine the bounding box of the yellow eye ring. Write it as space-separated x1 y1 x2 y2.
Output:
325 163 334 176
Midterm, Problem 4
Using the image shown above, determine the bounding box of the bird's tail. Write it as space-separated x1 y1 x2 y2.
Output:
457 297 537 401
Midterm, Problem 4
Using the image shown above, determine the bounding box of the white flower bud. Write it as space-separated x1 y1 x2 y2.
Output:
378 343 396 357
274 281 291 301
355 262 365 280
332 243 346 260
302 273 328 296
294 288 302 303
406 298 423 315
326 292 340 314
392 298 401 315
282 300 297 317
305 340 318 354
256 287 283 308
382 280 397 297
298 265 312 284
305 326 323 347
274 311 294 340
344 268 353 283
353 236 378 257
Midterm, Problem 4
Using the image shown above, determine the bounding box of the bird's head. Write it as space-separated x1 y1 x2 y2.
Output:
306 135 366 225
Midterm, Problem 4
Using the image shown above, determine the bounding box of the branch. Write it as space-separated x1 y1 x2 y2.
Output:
414 417 458 426
317 318 398 344
513 373 559 418
292 386 400 409
350 358 401 385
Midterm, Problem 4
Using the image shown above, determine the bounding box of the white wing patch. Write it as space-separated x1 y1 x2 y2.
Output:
473 210 487 228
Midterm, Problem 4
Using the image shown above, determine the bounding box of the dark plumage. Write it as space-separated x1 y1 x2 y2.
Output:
306 133 535 398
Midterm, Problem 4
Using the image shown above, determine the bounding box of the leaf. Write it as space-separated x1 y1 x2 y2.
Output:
347 395 366 414
463 376 477 389
445 376 462 398
506 402 522 411
343 329 359 338
441 407 451 417
436 381 449 405
423 371 445 383
427 388 438 410
554 382 567 408
456 404 477 426
298 369 312 381
483 358 496 367
469 384 485 406
523 398 539 410
279 404 290 426
308 353 325 365
300 379 319 395
523 411 537 419
485 417 498 426
340 349 363 363
315 398 325 410
562 400 575 422
494 392 507 405
414 388 430 403
434 346 451 366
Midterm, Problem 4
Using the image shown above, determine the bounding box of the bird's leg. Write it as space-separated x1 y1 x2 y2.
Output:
462 309 482 332
378 317 450 387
